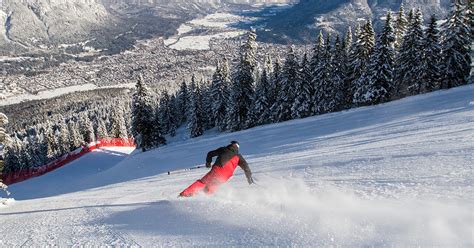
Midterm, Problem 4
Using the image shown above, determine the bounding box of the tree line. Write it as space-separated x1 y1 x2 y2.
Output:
1 96 132 174
131 1 472 152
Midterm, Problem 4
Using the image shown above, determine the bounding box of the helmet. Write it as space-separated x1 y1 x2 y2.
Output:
230 140 240 149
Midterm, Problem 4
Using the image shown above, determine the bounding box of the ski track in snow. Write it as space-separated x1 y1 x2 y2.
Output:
1 86 473 246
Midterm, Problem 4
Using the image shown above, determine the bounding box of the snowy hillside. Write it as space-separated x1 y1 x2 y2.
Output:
1 85 473 246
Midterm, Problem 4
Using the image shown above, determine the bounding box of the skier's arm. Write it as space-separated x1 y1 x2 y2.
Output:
238 155 254 184
206 147 222 167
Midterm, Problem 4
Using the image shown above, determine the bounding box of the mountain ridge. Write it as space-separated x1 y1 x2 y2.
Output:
258 0 451 43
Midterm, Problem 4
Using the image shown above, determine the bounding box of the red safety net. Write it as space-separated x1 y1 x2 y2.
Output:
1 138 135 185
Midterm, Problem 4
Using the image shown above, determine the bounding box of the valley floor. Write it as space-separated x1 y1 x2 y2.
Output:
1 85 473 247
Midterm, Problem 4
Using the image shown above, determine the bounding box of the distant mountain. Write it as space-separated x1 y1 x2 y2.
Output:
0 0 292 55
257 0 452 43
0 0 109 54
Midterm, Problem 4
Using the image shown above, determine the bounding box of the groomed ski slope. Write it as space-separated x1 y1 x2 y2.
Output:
1 85 473 247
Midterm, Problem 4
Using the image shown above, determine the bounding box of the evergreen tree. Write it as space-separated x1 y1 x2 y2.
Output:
361 20 376 63
313 34 336 114
210 60 231 131
0 113 8 145
131 75 155 152
168 95 178 137
175 80 188 125
188 76 205 138
394 3 409 51
291 53 313 119
159 89 173 135
275 46 299 122
150 107 167 148
68 120 84 150
229 30 258 130
349 22 375 106
268 57 282 123
248 56 273 126
394 9 425 97
330 35 347 111
57 120 71 155
199 79 213 130
421 15 443 92
440 0 472 88
354 11 396 105
0 112 9 195
43 124 59 162
19 137 33 169
341 27 355 109
220 58 233 130
79 113 95 144
310 31 327 114
3 136 22 173
26 133 43 168
110 106 128 139
96 118 109 140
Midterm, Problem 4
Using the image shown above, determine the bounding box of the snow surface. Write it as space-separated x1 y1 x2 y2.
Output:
1 85 473 246
169 31 245 51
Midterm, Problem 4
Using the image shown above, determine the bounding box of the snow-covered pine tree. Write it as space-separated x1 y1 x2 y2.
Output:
275 45 299 122
394 9 425 97
3 136 23 174
57 120 71 156
131 75 155 152
199 79 213 131
248 56 274 127
68 120 84 150
19 136 34 169
187 75 205 138
96 118 109 140
314 34 336 114
349 21 376 106
0 113 8 145
291 53 313 119
26 132 43 168
175 80 188 125
421 15 443 92
44 124 60 162
149 107 167 148
79 112 95 144
330 35 347 112
210 60 231 131
168 94 178 137
110 106 128 139
220 58 233 128
159 89 173 135
310 31 326 115
0 112 9 196
394 3 408 51
341 27 355 109
230 30 258 130
268 57 282 123
440 0 472 88
354 11 396 106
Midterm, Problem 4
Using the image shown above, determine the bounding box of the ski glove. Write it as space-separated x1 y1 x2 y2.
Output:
206 162 212 168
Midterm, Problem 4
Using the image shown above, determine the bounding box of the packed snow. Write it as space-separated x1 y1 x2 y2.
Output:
0 85 473 246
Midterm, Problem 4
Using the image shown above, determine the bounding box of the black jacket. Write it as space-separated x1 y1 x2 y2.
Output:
206 145 253 183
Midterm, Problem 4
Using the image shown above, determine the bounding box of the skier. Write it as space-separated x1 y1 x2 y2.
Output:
179 141 254 197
